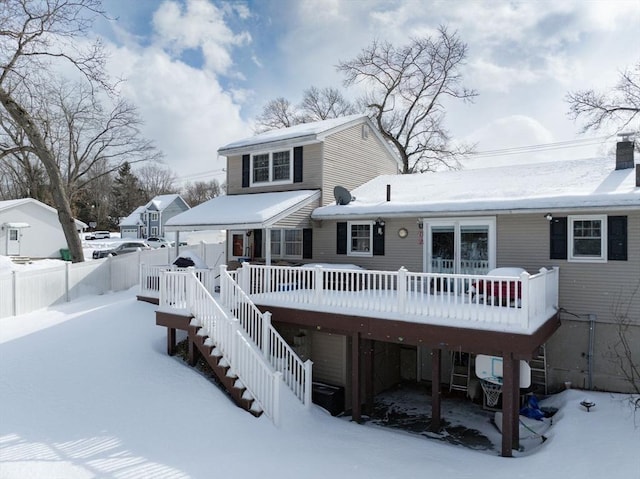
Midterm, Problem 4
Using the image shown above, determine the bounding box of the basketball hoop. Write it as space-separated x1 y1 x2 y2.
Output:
480 379 502 407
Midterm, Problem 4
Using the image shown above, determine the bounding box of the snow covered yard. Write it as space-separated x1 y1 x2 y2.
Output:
0 289 638 479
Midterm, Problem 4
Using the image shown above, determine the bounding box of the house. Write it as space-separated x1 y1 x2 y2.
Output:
119 206 146 239
165 114 400 262
0 198 87 258
153 118 636 457
306 138 639 397
120 194 190 239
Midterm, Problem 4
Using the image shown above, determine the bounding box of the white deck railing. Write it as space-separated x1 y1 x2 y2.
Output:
158 267 313 420
141 264 217 300
185 271 282 424
235 264 559 333
220 265 312 405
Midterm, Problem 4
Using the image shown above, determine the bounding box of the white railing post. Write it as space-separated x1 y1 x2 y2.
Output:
520 271 530 328
219 264 228 301
263 311 272 360
304 359 313 407
273 371 282 427
397 267 407 314
314 265 323 305
240 262 251 294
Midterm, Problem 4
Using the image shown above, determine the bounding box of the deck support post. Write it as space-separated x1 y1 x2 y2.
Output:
501 354 520 457
430 348 442 432
363 339 374 415
351 332 362 423
167 327 176 356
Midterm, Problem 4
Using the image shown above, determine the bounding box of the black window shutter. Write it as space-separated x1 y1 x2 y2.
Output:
550 217 567 260
253 229 262 258
336 222 347 255
608 216 627 261
293 146 303 183
303 228 313 259
242 154 250 188
373 224 385 256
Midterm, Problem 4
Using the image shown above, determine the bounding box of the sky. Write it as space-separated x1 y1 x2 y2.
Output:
1 287 638 478
89 0 640 185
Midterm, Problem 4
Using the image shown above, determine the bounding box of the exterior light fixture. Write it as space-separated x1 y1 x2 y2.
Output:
545 213 553 221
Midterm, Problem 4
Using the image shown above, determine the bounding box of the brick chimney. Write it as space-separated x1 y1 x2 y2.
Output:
615 133 635 170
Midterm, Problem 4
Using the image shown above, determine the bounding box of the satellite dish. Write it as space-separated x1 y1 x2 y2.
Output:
334 186 354 205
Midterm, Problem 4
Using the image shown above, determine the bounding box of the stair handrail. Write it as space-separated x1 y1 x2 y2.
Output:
187 271 281 424
219 264 312 406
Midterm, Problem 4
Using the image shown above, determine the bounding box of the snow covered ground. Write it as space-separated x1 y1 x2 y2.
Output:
0 289 638 478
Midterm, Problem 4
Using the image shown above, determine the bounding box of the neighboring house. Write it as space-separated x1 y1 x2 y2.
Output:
165 115 401 262
120 194 190 239
0 198 87 258
119 206 146 239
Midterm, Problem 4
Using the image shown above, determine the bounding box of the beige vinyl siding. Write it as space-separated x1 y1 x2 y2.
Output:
321 123 399 206
497 211 640 326
226 143 323 195
272 199 320 229
311 218 423 271
497 211 639 393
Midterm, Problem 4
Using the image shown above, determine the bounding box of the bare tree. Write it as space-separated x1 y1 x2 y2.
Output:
567 60 640 134
254 97 300 133
181 179 222 207
338 27 477 173
254 86 360 133
299 86 357 123
136 163 178 200
609 281 640 396
0 0 112 262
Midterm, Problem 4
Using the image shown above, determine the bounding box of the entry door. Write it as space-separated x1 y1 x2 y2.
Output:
230 230 248 261
7 228 20 256
426 218 495 275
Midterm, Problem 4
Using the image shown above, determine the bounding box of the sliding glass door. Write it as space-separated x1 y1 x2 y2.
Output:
426 218 495 275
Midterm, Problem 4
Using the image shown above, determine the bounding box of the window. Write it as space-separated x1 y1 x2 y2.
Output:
251 149 292 185
284 229 302 257
269 229 302 258
149 212 159 221
9 229 18 241
569 215 607 262
348 221 372 256
270 230 282 257
150 226 158 236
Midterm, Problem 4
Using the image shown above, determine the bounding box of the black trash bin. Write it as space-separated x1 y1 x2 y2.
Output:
312 382 345 416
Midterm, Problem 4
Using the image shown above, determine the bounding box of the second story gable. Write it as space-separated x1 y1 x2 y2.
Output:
219 115 400 204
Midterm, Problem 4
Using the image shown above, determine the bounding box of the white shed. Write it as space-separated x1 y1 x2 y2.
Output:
0 198 86 259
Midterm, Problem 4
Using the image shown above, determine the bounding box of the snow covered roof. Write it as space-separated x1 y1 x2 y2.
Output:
218 115 369 154
145 194 186 212
119 206 145 227
0 198 87 228
312 157 640 219
165 190 321 231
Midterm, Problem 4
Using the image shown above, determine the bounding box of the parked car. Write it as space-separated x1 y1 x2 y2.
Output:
145 236 172 248
85 231 111 240
92 241 150 259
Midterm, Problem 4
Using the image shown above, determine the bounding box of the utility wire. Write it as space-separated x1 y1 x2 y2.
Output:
466 136 609 158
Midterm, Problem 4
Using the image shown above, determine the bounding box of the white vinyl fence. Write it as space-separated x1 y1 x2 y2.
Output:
0 241 225 319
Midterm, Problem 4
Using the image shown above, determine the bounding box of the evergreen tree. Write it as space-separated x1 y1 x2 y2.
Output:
110 162 145 228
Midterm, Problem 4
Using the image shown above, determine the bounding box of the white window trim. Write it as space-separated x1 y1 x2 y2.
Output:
423 217 496 273
568 214 607 263
150 226 158 236
269 228 303 259
249 148 294 186
348 221 373 257
149 212 159 221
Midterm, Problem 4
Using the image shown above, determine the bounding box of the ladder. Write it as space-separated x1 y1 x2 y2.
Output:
449 351 471 393
529 344 548 395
